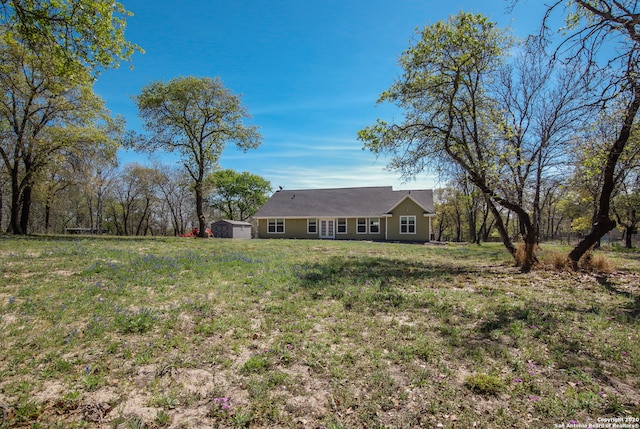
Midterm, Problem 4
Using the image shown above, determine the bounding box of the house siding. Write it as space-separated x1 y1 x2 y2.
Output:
254 187 434 241
387 198 432 241
257 217 387 240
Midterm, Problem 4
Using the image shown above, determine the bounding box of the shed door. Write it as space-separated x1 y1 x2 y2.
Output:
319 219 335 239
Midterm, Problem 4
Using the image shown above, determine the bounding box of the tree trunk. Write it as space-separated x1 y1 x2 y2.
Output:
568 88 640 267
625 226 633 249
485 196 516 257
519 215 538 273
45 197 52 233
19 184 32 235
0 181 3 232
8 168 22 234
195 180 207 238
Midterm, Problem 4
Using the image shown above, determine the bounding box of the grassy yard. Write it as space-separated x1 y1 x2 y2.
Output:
0 236 639 428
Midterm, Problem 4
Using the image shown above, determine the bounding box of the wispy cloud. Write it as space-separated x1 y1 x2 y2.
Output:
262 165 436 191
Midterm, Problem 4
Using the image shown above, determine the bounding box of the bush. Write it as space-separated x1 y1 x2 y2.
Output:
579 251 613 273
464 373 504 395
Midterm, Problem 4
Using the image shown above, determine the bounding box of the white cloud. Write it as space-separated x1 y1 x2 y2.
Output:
263 164 436 191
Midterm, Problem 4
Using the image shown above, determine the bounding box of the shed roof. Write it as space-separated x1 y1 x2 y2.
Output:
253 186 434 218
212 219 252 226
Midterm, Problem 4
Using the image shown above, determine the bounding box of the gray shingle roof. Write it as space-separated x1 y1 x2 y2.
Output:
212 219 252 226
254 186 434 218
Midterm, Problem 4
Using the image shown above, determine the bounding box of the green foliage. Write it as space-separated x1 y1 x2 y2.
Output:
464 373 505 395
114 308 157 334
134 77 261 164
571 216 593 234
133 76 262 233
207 169 271 221
240 354 271 375
0 32 121 234
0 0 142 73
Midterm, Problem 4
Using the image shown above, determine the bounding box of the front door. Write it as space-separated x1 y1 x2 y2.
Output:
319 219 335 239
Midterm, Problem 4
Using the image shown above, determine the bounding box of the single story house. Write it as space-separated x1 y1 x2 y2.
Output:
210 219 253 239
253 186 435 241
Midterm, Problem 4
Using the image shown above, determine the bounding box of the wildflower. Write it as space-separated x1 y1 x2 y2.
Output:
8 297 15 304
85 365 91 374
528 395 541 402
213 397 231 411
286 344 293 350
513 378 523 383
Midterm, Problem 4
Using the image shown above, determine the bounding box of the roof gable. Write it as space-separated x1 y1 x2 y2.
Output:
386 191 435 214
254 187 434 218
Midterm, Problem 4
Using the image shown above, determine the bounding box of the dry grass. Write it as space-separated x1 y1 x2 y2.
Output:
579 250 614 273
0 236 639 428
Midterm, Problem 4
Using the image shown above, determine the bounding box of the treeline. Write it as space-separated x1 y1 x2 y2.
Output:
433 171 640 248
1 2 263 238
0 164 270 236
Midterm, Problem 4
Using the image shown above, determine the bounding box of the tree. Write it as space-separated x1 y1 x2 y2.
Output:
133 77 262 237
0 36 120 234
536 0 640 266
612 173 640 248
0 0 141 74
107 163 160 236
359 12 591 271
208 169 271 221
359 13 543 269
153 164 192 236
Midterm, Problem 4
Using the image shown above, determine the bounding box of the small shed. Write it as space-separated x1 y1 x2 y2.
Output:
211 219 252 239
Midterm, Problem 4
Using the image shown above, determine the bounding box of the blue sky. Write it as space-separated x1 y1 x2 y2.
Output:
94 0 546 191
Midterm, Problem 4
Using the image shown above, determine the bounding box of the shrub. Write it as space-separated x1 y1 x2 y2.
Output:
464 373 504 395
579 251 613 273
549 251 568 270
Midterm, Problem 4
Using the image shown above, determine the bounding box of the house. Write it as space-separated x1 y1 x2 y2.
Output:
211 219 253 239
253 186 435 241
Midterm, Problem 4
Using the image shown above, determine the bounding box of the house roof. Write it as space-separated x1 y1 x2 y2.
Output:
253 186 434 218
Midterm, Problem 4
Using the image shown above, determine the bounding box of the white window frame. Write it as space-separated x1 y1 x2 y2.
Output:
356 218 367 234
337 218 347 234
268 218 285 234
400 216 416 234
369 218 380 234
307 218 317 234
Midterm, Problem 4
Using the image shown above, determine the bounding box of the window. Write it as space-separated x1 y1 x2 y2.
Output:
357 218 367 234
400 216 416 234
268 218 284 234
369 218 380 234
308 218 317 234
337 218 347 234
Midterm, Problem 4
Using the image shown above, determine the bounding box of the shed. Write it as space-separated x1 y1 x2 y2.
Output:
211 219 252 239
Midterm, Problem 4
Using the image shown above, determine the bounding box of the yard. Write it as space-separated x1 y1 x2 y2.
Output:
0 236 639 428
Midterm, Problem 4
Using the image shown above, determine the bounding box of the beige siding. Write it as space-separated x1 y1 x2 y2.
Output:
387 198 432 241
258 217 387 240
258 208 432 241
257 218 316 239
